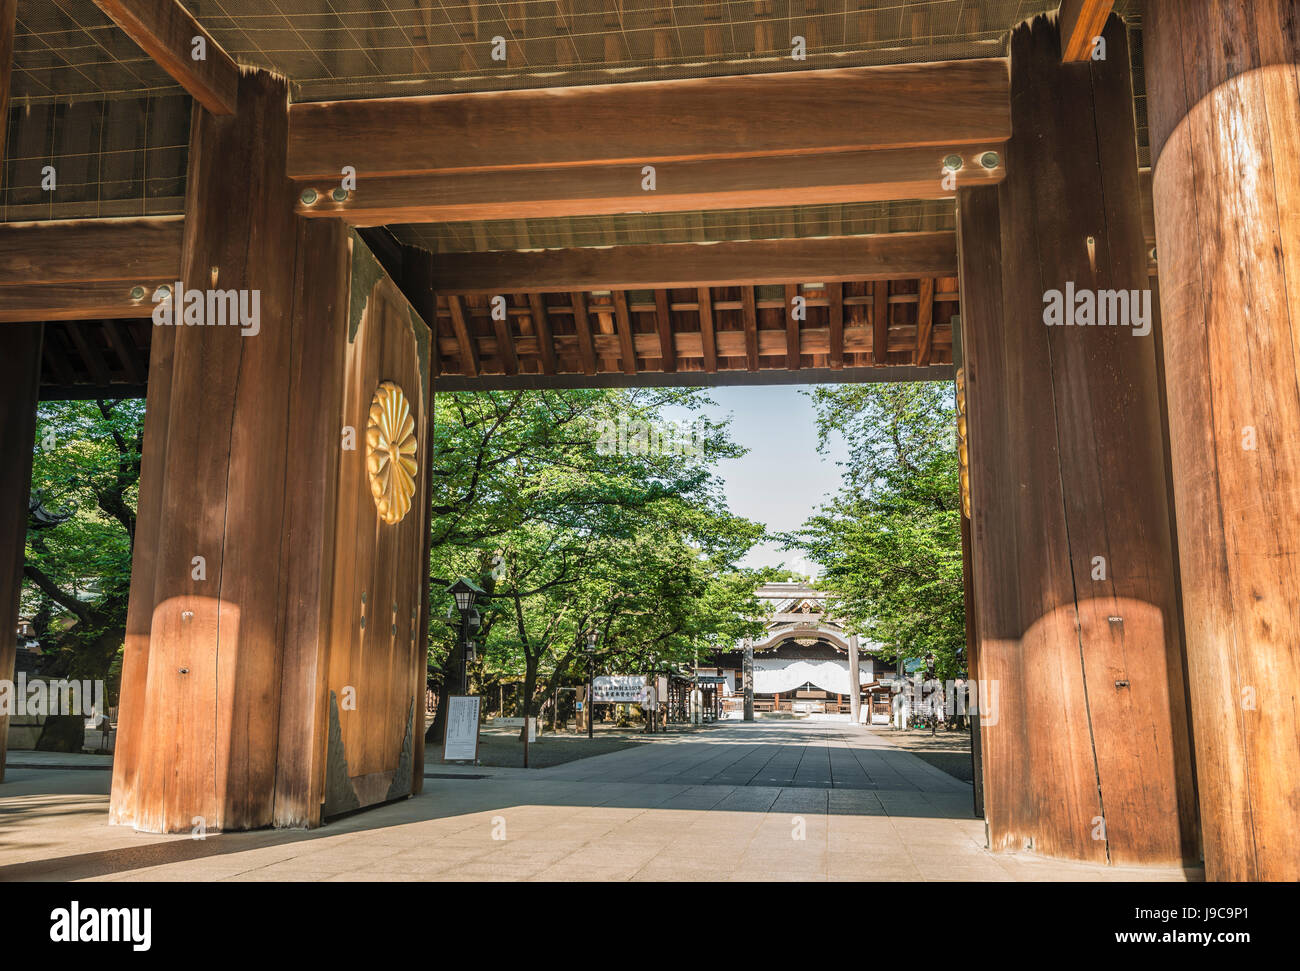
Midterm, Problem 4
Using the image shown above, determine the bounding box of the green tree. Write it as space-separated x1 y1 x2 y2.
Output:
785 383 966 680
426 387 768 739
22 399 144 696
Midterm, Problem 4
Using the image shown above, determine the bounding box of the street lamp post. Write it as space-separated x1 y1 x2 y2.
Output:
447 578 484 695
585 630 598 739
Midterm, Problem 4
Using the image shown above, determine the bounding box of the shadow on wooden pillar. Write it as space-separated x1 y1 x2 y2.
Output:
956 13 1199 867
109 72 432 833
0 325 42 784
1146 0 1300 882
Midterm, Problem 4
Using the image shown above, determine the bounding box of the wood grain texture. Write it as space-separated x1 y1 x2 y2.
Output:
431 233 956 295
961 14 1197 867
1146 0 1300 882
294 146 1007 225
0 217 183 285
324 254 429 815
826 282 844 370
697 287 717 373
287 60 1010 179
1059 0 1115 62
0 324 41 783
93 0 239 114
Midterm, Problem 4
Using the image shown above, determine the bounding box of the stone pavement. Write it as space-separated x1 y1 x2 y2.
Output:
0 719 1198 882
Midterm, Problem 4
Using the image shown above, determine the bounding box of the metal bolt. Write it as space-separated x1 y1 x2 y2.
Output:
360 616 367 629
1149 246 1157 262
331 187 349 202
942 154 964 172
130 285 146 301
300 188 318 205
179 668 189 675
979 151 1001 169
181 610 193 623
153 284 172 302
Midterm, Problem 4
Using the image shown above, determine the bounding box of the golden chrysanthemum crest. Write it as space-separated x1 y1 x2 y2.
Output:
365 381 418 525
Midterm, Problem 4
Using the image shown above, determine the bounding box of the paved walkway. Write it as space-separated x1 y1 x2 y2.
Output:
0 720 1196 882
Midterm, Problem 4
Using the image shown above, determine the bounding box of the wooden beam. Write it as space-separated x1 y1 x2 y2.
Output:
1059 0 1115 62
570 291 597 375
287 60 1011 180
527 293 557 375
741 286 760 371
491 301 518 375
446 295 480 377
654 289 675 372
613 290 637 375
93 0 240 115
914 278 936 366
827 282 844 369
0 282 175 322
102 320 147 385
872 281 890 365
431 232 956 295
784 284 801 370
697 287 717 373
0 216 184 286
295 146 1008 225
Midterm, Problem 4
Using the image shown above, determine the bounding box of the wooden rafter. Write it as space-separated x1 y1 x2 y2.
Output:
491 298 518 376
697 287 717 373
429 233 956 295
102 320 146 385
785 284 801 370
873 281 890 365
570 291 597 375
287 60 1010 180
654 289 675 372
527 293 557 375
741 286 759 371
1059 1 1115 62
827 282 844 370
446 294 479 377
613 290 637 375
915 278 936 366
93 0 240 115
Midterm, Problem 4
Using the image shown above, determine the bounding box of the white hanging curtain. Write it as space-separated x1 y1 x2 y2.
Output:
752 658 873 696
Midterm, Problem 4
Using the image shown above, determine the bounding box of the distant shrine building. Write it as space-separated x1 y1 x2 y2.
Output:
704 583 898 720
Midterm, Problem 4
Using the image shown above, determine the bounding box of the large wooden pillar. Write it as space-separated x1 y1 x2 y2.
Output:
0 326 42 784
957 14 1198 865
110 71 431 832
1145 0 1300 881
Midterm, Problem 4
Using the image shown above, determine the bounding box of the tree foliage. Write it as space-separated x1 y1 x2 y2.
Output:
22 399 144 695
426 388 770 737
784 383 966 679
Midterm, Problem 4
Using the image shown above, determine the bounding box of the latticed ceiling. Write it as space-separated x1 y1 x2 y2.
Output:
4 0 1148 245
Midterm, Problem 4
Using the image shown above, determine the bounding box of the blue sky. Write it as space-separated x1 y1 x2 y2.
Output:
664 384 850 575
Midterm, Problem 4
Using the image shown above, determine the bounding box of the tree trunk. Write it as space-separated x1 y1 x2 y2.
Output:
426 639 463 745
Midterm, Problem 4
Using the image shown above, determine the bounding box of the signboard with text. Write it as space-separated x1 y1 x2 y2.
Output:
443 695 481 762
591 675 646 703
